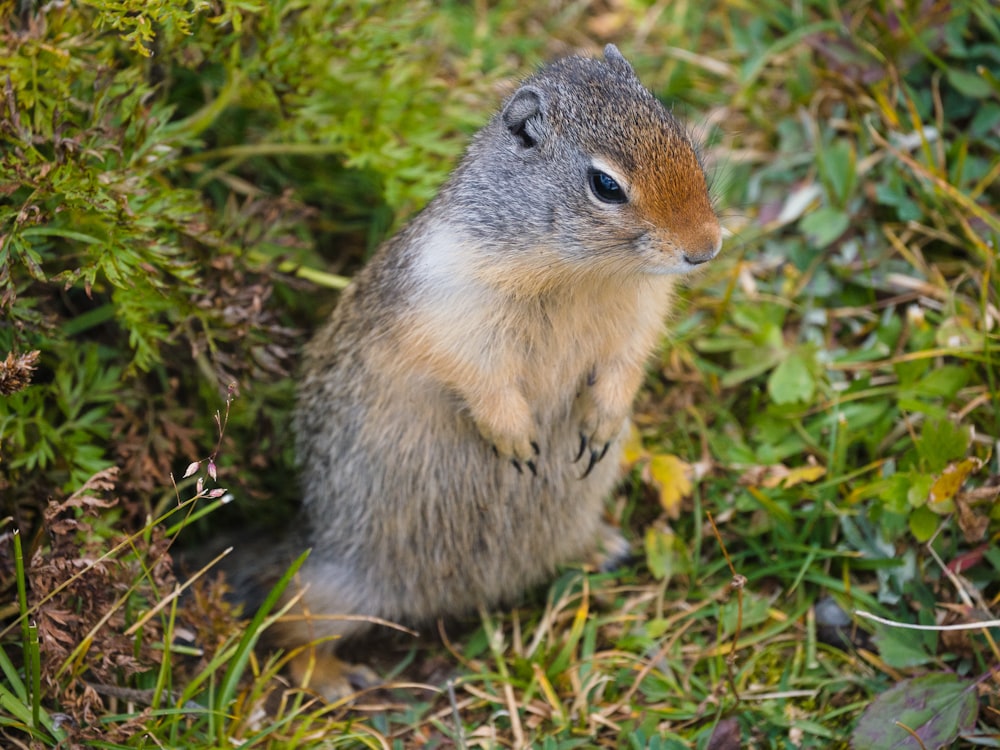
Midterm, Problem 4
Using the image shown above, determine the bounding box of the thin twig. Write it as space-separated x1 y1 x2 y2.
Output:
854 610 1000 631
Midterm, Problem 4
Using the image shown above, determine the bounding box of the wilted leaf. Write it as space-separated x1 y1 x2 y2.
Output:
0 349 40 395
648 453 692 519
947 543 990 574
707 717 742 750
928 457 982 506
759 462 827 489
774 182 822 225
852 673 978 749
955 498 989 543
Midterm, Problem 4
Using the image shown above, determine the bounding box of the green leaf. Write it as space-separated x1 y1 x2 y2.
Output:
800 206 850 247
915 418 971 473
908 505 939 542
906 473 935 509
719 593 771 635
895 357 931 387
723 347 784 387
730 302 787 338
874 177 923 222
643 527 687 583
873 623 937 669
818 139 857 206
913 365 970 399
946 68 992 98
768 349 816 404
853 673 978 749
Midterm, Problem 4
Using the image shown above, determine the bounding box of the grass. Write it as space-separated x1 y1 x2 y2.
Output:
1 0 999 748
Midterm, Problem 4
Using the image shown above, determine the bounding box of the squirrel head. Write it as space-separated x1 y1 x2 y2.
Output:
449 45 721 283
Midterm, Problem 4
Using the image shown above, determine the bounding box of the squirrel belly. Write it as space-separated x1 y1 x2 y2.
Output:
278 44 720 698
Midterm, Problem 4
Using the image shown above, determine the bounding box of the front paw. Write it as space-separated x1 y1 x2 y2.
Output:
469 392 539 475
574 420 622 478
574 397 627 478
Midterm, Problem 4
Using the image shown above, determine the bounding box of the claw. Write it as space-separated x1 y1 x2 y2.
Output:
531 441 540 456
511 459 523 474
580 442 610 479
526 460 537 477
573 433 587 463
597 441 610 463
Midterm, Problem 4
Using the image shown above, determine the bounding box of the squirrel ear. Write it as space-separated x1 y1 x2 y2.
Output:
502 86 546 149
603 44 636 77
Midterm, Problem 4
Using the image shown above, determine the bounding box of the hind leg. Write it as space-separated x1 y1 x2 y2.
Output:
286 645 379 702
269 565 384 701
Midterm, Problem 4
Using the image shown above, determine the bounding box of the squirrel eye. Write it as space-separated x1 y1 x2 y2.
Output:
588 169 627 204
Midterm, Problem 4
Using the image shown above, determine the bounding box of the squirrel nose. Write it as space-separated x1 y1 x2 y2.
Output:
682 225 723 266
683 250 714 266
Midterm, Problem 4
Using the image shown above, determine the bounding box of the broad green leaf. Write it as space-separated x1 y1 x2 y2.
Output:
914 365 970 399
873 624 937 669
907 473 935 509
909 505 939 542
875 178 922 222
800 206 850 247
768 350 815 404
719 593 771 634
915 419 971 473
946 68 992 98
853 673 978 749
722 347 784 387
895 357 932 387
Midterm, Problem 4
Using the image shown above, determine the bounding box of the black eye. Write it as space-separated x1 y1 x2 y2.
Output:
588 169 627 204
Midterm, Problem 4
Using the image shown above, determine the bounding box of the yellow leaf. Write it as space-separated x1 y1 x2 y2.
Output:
759 463 826 489
620 422 647 466
929 457 982 506
779 464 827 488
649 453 692 519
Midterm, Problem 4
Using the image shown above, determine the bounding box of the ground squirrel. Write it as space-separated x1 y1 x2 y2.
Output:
275 44 721 699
